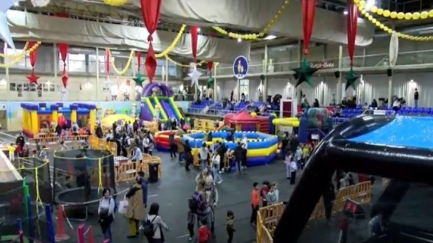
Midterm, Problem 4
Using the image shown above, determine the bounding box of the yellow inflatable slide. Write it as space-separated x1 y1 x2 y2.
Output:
272 117 300 127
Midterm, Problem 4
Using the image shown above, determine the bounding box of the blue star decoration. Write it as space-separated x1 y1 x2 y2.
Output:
132 73 145 86
345 68 359 90
293 58 319 87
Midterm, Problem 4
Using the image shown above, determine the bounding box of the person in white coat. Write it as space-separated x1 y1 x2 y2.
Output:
211 153 223 184
98 188 116 242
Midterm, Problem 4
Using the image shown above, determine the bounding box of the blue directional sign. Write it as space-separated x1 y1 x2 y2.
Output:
233 55 249 79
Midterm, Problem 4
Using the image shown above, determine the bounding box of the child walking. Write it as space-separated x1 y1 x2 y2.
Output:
187 209 195 241
7 143 15 161
226 210 235 243
198 219 211 243
285 151 293 180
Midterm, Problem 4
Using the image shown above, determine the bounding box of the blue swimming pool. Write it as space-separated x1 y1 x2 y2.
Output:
349 116 433 149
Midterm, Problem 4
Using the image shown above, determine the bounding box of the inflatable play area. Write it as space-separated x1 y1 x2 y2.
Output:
271 107 333 143
140 83 183 122
21 103 97 138
183 131 278 166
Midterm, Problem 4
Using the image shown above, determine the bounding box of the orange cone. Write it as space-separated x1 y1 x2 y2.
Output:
55 206 70 242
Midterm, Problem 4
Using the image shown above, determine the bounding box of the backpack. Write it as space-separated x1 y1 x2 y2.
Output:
188 193 200 213
143 216 157 237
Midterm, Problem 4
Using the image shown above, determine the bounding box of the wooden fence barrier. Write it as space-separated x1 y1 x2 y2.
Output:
256 181 372 243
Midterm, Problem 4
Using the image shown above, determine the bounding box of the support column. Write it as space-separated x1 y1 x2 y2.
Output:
213 63 217 101
336 45 343 104
5 43 10 130
388 71 392 109
296 39 302 105
53 43 58 77
95 47 100 101
263 44 269 100
165 58 169 85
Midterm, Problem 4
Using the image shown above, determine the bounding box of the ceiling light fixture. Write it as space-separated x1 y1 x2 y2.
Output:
264 35 277 40
344 10 348 15
365 0 375 10
237 38 242 43
197 28 201 32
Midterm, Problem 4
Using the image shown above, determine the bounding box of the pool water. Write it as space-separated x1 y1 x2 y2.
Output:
349 116 433 149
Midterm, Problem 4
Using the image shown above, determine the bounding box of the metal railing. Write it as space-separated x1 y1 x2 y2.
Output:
215 49 433 76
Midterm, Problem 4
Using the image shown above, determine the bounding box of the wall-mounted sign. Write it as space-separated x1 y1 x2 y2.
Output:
233 56 249 79
309 61 335 69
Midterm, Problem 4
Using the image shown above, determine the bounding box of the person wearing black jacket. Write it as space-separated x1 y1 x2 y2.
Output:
234 142 244 174
323 182 336 222
184 140 193 171
216 142 227 171
95 124 103 139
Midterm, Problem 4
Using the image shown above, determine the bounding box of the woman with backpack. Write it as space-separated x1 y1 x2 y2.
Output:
144 203 169 243
125 177 146 238
98 188 115 242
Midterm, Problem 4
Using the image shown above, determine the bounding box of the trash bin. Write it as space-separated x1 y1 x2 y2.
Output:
149 162 159 183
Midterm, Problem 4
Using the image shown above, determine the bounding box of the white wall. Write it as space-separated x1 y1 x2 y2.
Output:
216 71 433 107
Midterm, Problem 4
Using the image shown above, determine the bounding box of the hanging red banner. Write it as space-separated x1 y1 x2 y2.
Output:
301 0 317 55
346 1 358 67
27 41 39 85
190 26 198 62
139 0 162 83
58 43 68 88
207 61 213 73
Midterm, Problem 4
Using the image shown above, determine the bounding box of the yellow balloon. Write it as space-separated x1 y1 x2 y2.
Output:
353 0 360 3
383 10 390 17
359 0 366 7
404 13 412 20
429 10 433 17
250 112 257 118
375 22 380 27
421 11 428 19
368 16 373 21
377 8 384 15
412 12 420 20
397 12 405 19
390 11 397 18
372 19 377 24
370 6 378 13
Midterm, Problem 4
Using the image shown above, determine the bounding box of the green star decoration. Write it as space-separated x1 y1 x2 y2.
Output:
345 68 359 90
132 73 145 86
207 75 214 88
293 58 319 87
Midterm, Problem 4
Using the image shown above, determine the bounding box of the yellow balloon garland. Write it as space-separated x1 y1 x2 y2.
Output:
102 0 129 6
354 0 433 21
0 42 30 58
0 41 41 68
107 49 135 75
357 7 433 42
164 55 205 67
212 0 290 40
155 24 186 58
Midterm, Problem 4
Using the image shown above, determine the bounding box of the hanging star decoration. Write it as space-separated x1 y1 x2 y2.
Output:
27 72 39 85
0 0 17 49
293 58 319 87
132 73 145 86
345 68 359 90
188 66 202 87
207 74 214 88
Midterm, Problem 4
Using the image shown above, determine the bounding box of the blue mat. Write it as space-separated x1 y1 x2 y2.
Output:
349 116 433 149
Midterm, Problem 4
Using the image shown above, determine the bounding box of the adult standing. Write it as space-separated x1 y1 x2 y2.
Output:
168 132 176 158
15 133 25 156
234 142 244 174
241 134 248 169
184 140 193 171
250 182 259 226
125 177 146 238
414 88 419 108
98 188 115 242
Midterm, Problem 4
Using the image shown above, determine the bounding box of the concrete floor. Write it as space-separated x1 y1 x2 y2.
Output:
53 150 293 243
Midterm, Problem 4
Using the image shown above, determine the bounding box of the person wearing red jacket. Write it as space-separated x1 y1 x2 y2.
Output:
260 181 271 207
250 182 260 226
198 219 211 243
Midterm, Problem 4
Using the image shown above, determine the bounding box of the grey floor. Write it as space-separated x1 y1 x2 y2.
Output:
56 151 293 243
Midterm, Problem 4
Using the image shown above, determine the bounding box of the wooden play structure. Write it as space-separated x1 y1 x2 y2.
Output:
256 181 372 243
193 119 224 131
